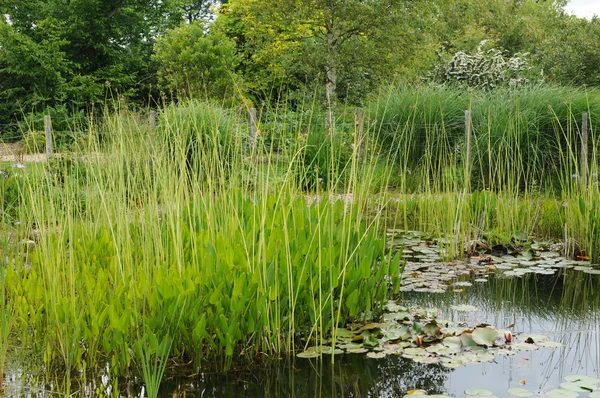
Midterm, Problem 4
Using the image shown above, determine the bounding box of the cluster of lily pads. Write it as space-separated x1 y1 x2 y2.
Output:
400 374 600 397
391 230 600 294
297 301 562 369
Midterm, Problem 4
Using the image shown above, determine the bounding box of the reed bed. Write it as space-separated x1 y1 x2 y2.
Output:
1 100 401 395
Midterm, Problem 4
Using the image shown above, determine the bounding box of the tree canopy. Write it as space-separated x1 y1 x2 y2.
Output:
0 0 598 125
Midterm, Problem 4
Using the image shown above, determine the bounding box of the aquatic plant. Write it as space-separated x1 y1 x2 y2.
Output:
2 100 401 393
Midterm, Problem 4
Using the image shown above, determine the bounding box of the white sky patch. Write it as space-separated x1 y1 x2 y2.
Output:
564 0 600 19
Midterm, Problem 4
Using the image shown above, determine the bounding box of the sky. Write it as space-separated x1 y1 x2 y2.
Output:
564 0 600 19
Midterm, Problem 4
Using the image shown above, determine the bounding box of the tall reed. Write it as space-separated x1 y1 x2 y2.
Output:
3 99 400 393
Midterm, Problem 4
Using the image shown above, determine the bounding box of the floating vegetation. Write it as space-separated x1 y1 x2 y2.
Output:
296 301 562 369
392 230 600 294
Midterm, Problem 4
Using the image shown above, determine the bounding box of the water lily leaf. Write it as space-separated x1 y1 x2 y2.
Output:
427 395 452 398
564 375 600 385
460 333 479 348
412 322 423 334
521 334 549 343
472 352 495 362
465 388 495 396
361 332 380 348
318 346 343 355
453 281 473 287
338 342 363 350
404 347 425 355
412 356 440 364
510 343 539 351
560 382 591 392
384 311 412 322
451 304 478 312
443 336 461 347
495 348 517 356
472 327 499 346
360 323 382 331
384 327 411 341
443 326 469 335
335 328 357 340
424 345 445 354
507 388 533 397
545 389 580 398
366 351 387 359
346 347 368 354
297 347 320 358
583 269 600 275
423 320 442 337
589 392 600 398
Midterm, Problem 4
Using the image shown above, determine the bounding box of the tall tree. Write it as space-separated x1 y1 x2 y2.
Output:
215 0 426 127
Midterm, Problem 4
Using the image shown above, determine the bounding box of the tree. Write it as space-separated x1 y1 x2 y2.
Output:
153 20 241 101
541 15 600 86
0 0 186 123
215 0 427 130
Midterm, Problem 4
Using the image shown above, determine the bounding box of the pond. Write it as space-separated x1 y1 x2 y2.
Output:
152 269 599 397
3 245 600 397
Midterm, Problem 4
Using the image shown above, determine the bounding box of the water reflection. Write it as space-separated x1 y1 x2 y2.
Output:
164 355 451 397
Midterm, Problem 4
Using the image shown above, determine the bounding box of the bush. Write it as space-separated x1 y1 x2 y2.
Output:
431 41 535 90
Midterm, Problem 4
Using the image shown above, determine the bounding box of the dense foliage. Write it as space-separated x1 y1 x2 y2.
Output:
1 0 599 127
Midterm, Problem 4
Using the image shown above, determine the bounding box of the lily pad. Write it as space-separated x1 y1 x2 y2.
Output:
472 327 499 346
465 388 495 396
366 351 388 359
583 269 600 275
564 375 600 385
507 388 533 397
545 389 580 398
560 382 591 393
296 350 321 358
346 347 368 354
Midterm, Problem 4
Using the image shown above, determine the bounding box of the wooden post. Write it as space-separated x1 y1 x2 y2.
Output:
581 112 589 186
149 110 156 130
249 107 257 152
44 115 53 159
464 110 472 191
355 109 364 159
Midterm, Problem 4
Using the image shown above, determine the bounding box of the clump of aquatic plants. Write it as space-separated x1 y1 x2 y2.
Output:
2 100 401 395
296 301 562 369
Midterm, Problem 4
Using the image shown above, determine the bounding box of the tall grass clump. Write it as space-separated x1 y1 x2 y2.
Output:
3 99 401 392
366 84 600 258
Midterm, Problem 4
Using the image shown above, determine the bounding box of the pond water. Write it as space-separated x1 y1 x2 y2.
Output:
4 259 600 397
162 268 600 397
